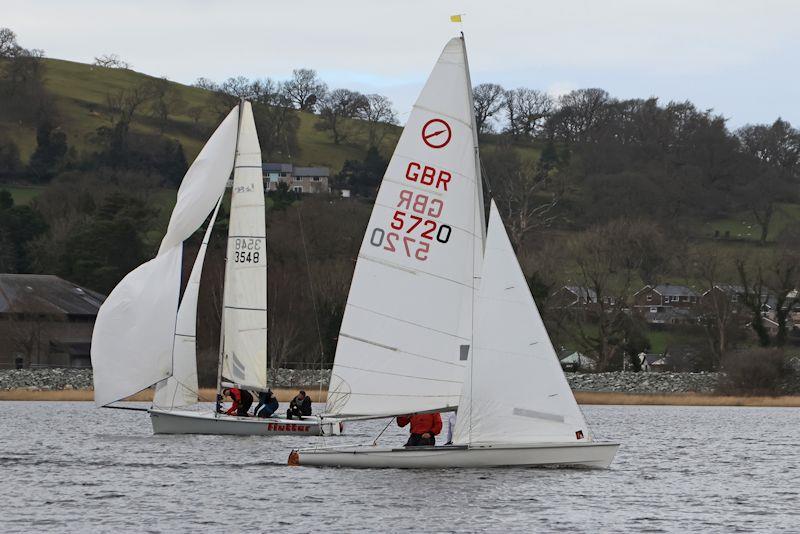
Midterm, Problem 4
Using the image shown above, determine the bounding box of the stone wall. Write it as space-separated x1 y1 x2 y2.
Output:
0 368 721 393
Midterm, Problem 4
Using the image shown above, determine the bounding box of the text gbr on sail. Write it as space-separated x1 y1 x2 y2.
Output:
405 162 451 191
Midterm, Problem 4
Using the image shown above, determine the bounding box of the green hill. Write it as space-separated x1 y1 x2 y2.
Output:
0 57 401 170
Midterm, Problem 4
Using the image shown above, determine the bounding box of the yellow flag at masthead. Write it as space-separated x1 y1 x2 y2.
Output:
450 14 462 23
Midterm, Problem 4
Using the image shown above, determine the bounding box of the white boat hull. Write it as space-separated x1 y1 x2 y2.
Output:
149 409 343 436
291 441 619 469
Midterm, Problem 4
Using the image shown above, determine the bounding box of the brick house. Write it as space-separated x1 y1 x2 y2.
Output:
263 163 330 194
0 274 105 369
701 284 743 308
633 284 700 324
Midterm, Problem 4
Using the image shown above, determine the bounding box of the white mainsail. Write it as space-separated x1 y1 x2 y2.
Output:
326 36 484 417
92 107 240 407
452 202 590 445
153 197 223 409
220 101 268 390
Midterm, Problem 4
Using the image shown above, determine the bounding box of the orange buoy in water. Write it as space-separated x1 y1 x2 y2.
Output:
288 450 300 466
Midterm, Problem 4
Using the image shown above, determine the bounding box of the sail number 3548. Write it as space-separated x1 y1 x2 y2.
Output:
233 237 263 263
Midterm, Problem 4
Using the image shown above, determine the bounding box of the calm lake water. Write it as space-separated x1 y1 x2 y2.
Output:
1 402 798 533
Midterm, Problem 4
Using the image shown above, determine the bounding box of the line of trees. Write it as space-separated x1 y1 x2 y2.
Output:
194 68 398 149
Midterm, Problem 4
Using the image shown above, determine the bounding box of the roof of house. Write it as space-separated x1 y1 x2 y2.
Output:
0 274 105 316
559 351 595 369
262 163 330 177
636 284 699 298
708 284 745 296
644 354 668 366
561 286 597 301
294 166 329 177
263 163 293 173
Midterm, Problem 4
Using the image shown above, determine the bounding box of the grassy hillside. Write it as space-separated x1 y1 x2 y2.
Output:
0 58 404 170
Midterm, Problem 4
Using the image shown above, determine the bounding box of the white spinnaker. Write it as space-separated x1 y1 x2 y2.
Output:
452 202 589 445
326 37 483 417
91 107 239 407
153 197 223 409
220 101 268 390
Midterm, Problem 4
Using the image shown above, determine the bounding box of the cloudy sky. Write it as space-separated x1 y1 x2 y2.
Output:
5 0 799 128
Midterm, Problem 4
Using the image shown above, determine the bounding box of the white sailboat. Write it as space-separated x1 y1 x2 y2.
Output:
91 101 341 437
291 36 618 468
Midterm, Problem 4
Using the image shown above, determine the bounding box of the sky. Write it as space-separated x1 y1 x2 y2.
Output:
4 0 800 129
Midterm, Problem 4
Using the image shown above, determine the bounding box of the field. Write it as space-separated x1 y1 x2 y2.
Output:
2 184 45 205
702 202 800 242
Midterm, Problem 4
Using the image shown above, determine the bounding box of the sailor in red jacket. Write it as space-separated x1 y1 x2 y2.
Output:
222 388 253 417
397 412 443 447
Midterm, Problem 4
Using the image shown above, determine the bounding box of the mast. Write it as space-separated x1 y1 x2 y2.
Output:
215 100 244 414
460 31 483 446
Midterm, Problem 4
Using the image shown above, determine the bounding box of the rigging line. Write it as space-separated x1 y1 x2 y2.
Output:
295 202 326 404
373 417 394 446
479 158 494 196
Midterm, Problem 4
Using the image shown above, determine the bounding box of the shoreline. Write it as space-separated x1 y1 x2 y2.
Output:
2 389 800 407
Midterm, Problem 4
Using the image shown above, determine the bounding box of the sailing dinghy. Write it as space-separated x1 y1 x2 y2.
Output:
291 36 618 467
91 101 341 437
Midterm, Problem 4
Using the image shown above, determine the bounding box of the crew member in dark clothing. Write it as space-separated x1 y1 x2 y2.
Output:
223 388 253 417
254 389 280 418
286 390 312 420
397 413 442 447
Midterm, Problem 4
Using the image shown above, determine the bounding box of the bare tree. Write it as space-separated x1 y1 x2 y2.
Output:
315 88 367 144
8 314 60 366
93 53 131 69
105 82 153 126
484 144 557 250
692 250 740 367
0 27 21 58
357 93 396 147
148 77 184 133
282 68 328 111
472 83 505 134
736 249 800 347
186 106 205 127
504 88 553 138
248 78 284 106
220 76 254 99
193 77 219 91
567 219 666 371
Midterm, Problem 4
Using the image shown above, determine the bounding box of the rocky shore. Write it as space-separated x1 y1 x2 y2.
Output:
1 368 724 393
566 371 720 394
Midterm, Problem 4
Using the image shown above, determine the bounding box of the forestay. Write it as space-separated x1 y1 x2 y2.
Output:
91 107 239 407
326 37 484 417
452 202 589 445
153 197 223 409
220 102 268 390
